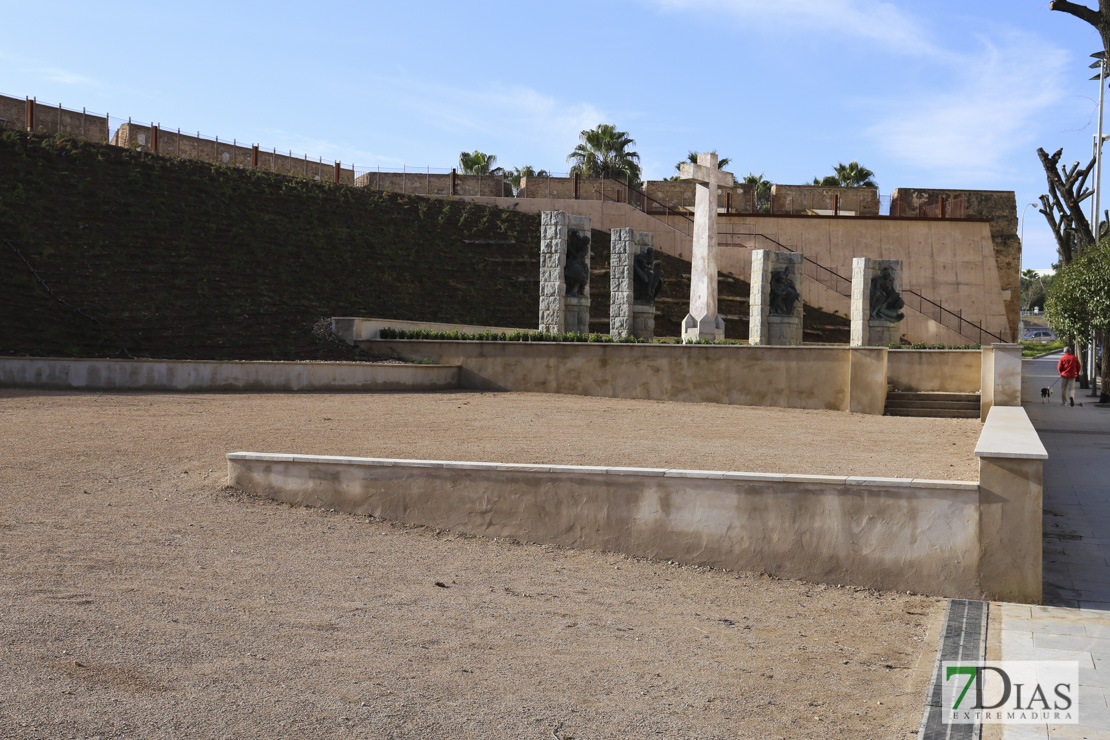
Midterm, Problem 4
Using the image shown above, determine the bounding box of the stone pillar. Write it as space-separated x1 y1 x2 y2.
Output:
611 228 656 340
851 258 904 347
749 250 804 346
679 152 733 342
610 228 634 339
539 212 591 334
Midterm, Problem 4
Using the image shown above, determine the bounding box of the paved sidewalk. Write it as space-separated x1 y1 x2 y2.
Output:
992 355 1110 739
1024 354 1110 611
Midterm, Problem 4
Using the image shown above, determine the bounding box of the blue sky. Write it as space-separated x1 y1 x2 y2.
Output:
2 0 1106 269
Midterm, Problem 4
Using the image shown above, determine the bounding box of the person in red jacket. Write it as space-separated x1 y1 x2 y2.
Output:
1058 345 1082 407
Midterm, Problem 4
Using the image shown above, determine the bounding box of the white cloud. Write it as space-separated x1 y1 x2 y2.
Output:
257 79 608 172
399 80 605 149
866 32 1071 181
654 0 939 56
40 68 100 87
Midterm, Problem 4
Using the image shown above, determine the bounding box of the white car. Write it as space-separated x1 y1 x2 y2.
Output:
1022 329 1058 344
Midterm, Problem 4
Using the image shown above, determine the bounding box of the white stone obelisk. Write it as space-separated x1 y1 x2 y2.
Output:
680 152 734 341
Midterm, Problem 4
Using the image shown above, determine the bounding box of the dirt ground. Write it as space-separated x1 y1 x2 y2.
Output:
0 389 971 738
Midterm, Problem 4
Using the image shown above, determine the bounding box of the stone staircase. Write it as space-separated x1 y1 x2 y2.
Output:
884 391 981 419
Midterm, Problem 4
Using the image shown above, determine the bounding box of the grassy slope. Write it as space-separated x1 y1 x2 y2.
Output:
0 131 847 360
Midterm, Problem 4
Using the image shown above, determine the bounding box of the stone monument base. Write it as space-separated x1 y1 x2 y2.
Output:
682 313 725 342
767 315 801 346
632 304 655 341
869 320 900 347
564 295 590 336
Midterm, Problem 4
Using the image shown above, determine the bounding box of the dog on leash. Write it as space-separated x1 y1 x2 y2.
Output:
1041 386 1052 403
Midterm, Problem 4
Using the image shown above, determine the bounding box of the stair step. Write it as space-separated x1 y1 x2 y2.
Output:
885 408 981 418
887 392 980 402
885 400 980 410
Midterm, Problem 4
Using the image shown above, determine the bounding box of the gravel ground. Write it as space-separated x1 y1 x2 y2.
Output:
0 389 966 738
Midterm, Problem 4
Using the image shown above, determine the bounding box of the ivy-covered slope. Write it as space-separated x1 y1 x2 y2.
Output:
0 131 848 360
0 131 543 360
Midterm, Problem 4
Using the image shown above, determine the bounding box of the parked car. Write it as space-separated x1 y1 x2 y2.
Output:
1022 329 1058 344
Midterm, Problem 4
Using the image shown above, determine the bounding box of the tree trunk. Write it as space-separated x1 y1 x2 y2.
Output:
1099 330 1109 403
1079 341 1091 389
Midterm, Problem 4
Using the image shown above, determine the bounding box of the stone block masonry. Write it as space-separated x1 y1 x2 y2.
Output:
111 123 354 184
610 228 635 339
851 258 904 347
539 211 569 333
0 94 108 141
749 250 804 346
538 211 590 334
770 184 880 216
353 170 508 197
611 228 656 340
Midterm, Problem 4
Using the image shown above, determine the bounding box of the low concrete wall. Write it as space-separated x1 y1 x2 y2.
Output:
0 357 459 392
365 340 888 414
980 343 1022 421
227 406 1045 601
974 406 1046 603
887 350 981 393
228 452 981 598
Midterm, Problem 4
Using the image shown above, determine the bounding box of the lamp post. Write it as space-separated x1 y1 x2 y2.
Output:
1089 52 1108 394
1020 201 1038 248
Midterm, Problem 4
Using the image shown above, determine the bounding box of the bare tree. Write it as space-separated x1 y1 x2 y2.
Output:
1042 2 1110 391
1037 147 1097 265
1050 1 1110 58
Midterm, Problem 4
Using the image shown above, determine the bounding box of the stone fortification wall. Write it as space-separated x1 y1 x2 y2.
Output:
890 189 1020 340
770 185 880 216
112 123 355 184
644 180 757 213
0 94 108 140
353 170 509 197
517 176 636 204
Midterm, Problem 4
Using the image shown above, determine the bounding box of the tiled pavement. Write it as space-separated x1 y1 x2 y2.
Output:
995 355 1110 739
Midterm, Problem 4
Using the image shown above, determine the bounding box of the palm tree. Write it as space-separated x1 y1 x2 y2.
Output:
507 165 550 195
744 172 772 213
812 161 877 188
833 161 877 187
566 124 641 184
675 150 732 173
458 151 502 175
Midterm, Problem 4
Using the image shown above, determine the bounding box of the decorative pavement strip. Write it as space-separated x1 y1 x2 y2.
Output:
919 599 988 740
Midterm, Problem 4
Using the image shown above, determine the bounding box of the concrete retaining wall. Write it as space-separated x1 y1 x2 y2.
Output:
366 339 888 414
887 349 982 393
0 357 459 392
227 402 1045 602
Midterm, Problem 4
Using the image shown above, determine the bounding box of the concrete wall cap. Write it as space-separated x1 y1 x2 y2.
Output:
720 471 786 482
974 407 1048 460
845 476 916 488
909 478 979 490
663 469 727 479
604 467 671 476
226 454 980 488
781 473 851 484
